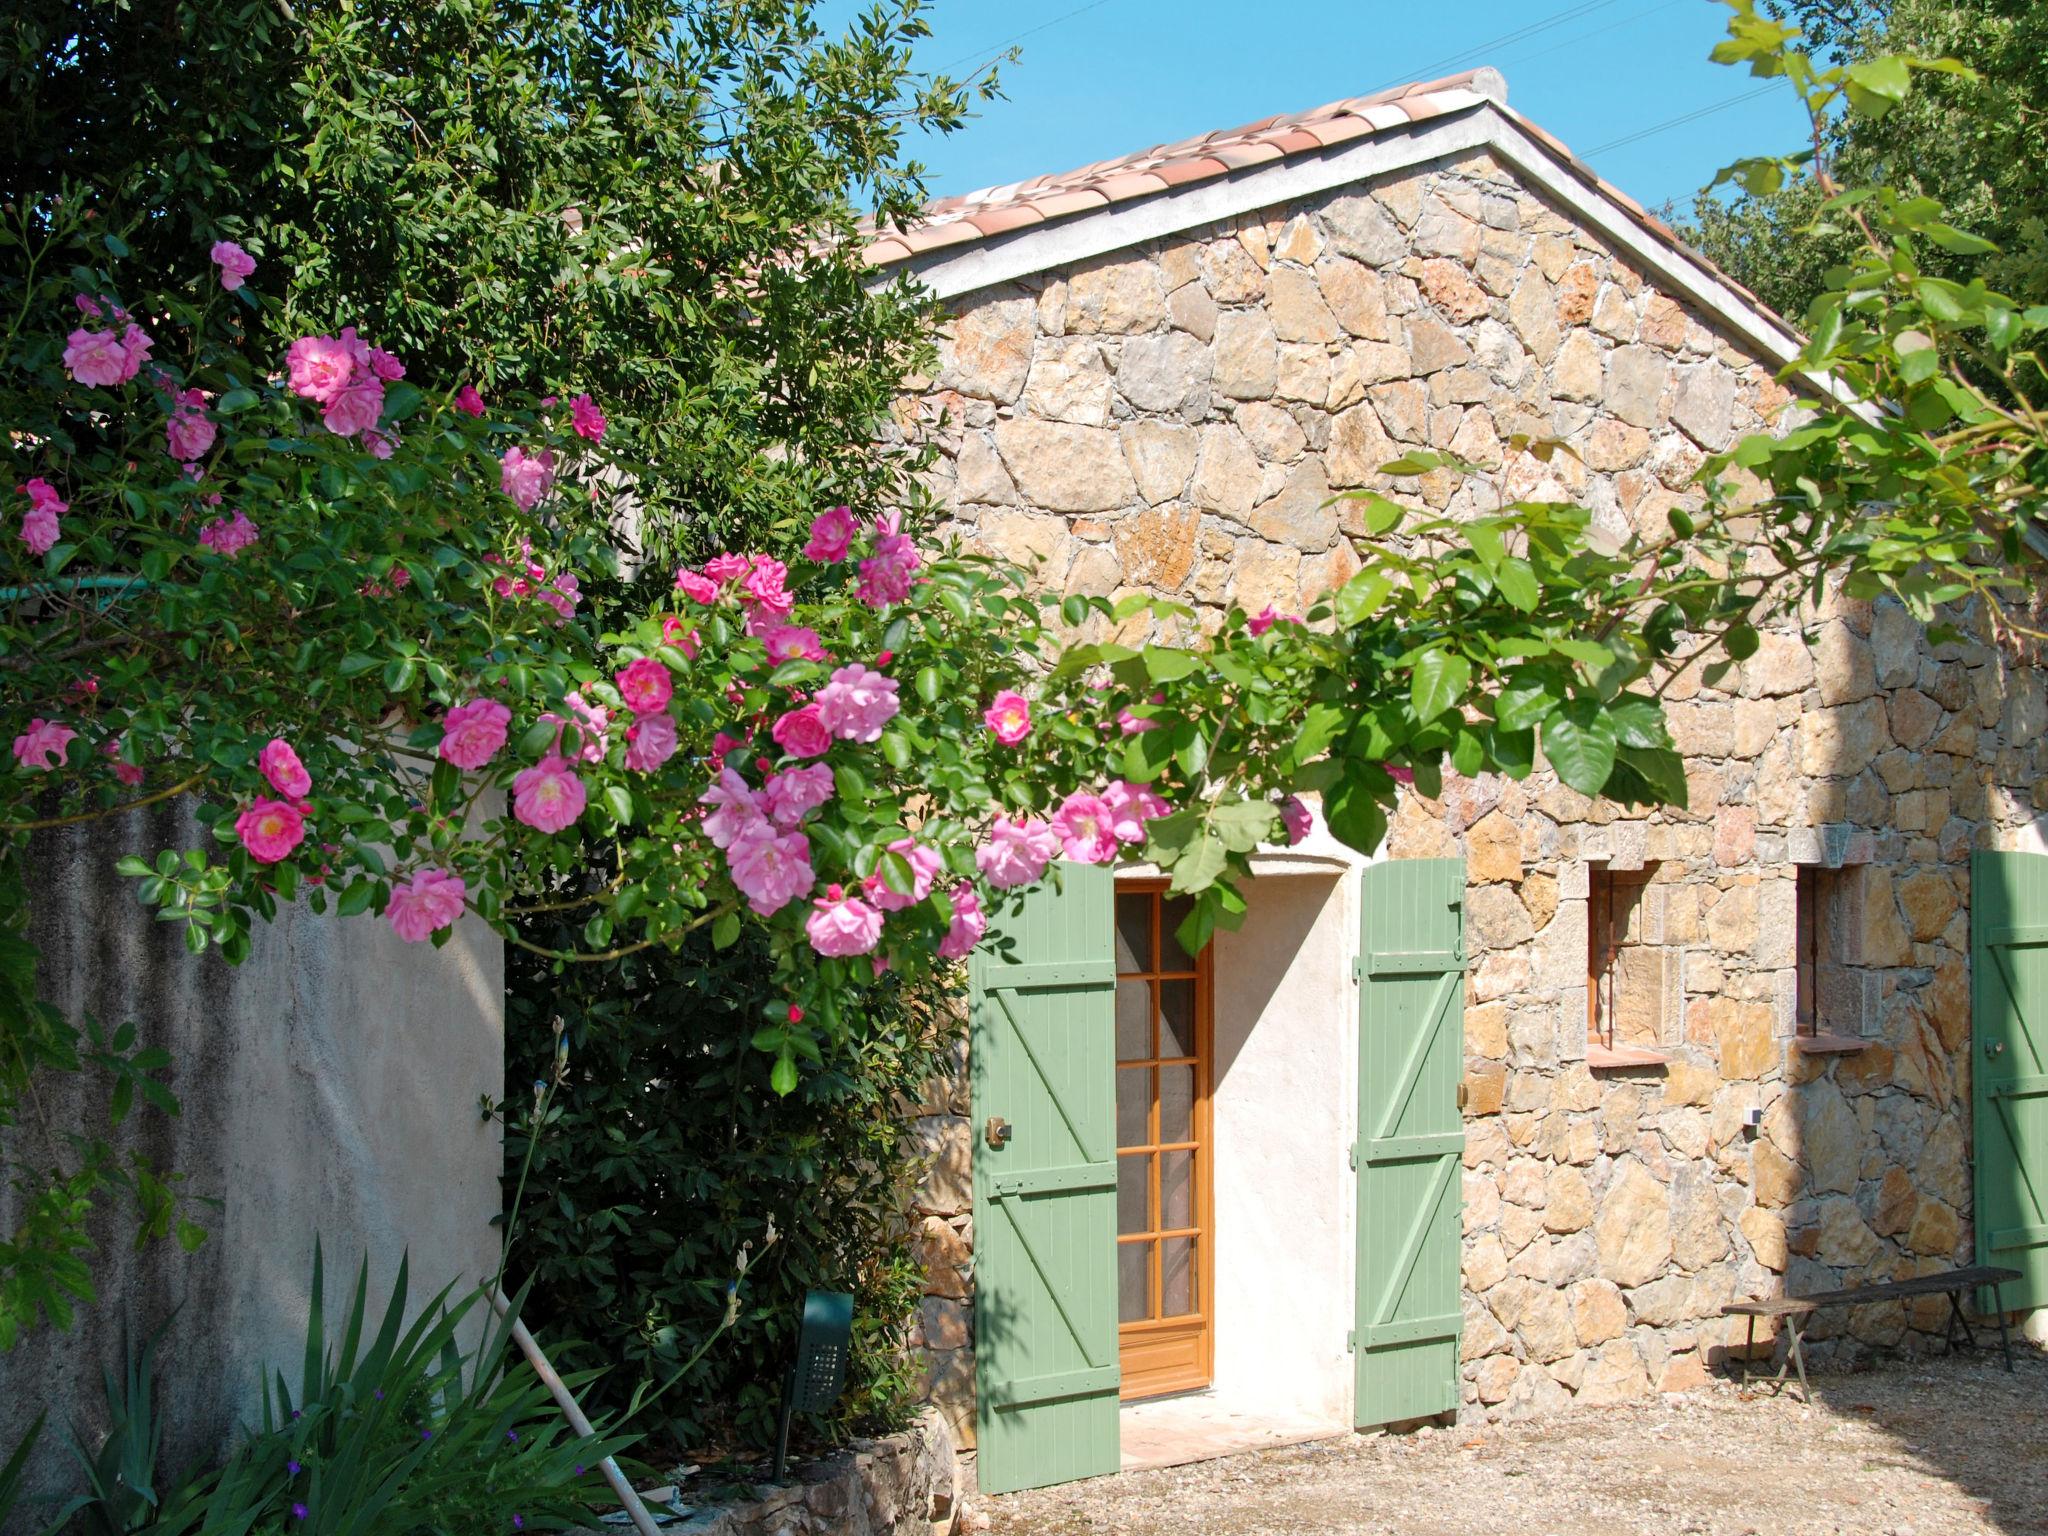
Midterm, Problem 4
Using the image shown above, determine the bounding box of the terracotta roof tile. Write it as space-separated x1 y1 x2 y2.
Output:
858 67 1799 345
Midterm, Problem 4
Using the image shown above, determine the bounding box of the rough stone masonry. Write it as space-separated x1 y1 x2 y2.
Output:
883 146 2048 1438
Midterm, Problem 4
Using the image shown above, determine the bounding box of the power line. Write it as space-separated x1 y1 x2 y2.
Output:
1490 0 1688 74
1581 82 1785 156
934 0 1122 74
1361 0 1634 95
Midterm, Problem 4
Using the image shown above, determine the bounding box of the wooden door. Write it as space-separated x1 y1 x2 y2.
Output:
1113 882 1214 1400
969 863 1121 1493
1973 851 2048 1310
1354 857 1465 1428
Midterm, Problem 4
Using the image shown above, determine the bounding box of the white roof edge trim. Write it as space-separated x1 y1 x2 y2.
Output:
883 103 1861 412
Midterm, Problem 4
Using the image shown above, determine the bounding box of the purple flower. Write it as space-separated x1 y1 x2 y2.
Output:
421 1428 433 1441
574 1464 586 1477
292 1503 309 1521
514 1518 525 1532
287 1459 301 1477
506 1429 519 1444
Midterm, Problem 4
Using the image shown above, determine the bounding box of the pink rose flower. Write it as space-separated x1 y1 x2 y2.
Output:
198 510 258 557
983 690 1031 746
1279 795 1314 845
559 690 609 763
23 478 66 517
700 767 766 849
439 699 512 770
512 754 586 833
856 510 920 607
386 868 467 942
803 504 856 563
165 388 217 461
740 556 792 618
661 616 702 658
363 426 398 460
103 738 144 788
367 347 405 383
1102 780 1169 845
1247 606 1302 638
500 446 555 511
975 814 1060 889
285 332 358 404
12 718 76 772
259 738 312 798
569 393 606 442
616 656 673 717
761 764 834 828
762 625 826 664
729 825 815 917
864 837 942 911
623 713 678 773
815 664 900 743
673 568 720 604
771 704 832 760
64 325 149 387
453 385 486 417
1116 708 1157 735
1051 791 1119 865
937 882 987 960
21 503 59 556
321 377 385 439
708 731 744 771
235 797 307 864
210 240 257 290
703 553 751 585
805 884 883 956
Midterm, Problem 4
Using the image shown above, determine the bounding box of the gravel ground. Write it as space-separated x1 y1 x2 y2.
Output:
971 1347 2048 1536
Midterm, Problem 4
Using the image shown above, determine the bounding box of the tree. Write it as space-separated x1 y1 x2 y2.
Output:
1682 0 2048 325
1 0 994 564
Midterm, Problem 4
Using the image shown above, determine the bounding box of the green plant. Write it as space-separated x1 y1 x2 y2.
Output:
0 1413 45 1533
49 1324 171 1535
502 920 951 1449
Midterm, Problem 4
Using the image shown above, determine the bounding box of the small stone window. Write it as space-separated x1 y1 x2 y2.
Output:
1793 864 1869 1054
1587 862 1670 1064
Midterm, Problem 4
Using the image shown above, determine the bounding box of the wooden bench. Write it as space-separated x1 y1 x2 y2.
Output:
1722 1264 2022 1402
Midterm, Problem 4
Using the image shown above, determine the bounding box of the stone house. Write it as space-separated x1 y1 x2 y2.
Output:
867 71 2048 1494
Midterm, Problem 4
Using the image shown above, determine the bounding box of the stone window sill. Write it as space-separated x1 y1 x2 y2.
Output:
1792 1032 1873 1056
1585 1044 1672 1070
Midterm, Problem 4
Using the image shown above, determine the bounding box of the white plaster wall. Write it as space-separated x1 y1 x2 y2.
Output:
1207 871 1358 1427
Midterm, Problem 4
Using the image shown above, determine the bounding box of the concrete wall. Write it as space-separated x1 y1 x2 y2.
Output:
1210 871 1354 1426
0 801 502 1506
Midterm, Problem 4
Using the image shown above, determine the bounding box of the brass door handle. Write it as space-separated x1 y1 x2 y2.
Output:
985 1116 1013 1148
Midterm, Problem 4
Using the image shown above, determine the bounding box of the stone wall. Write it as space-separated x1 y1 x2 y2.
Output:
0 802 503 1510
617 1410 958 1536
888 147 2048 1427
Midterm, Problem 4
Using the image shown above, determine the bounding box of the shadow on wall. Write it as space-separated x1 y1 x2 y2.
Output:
0 800 503 1526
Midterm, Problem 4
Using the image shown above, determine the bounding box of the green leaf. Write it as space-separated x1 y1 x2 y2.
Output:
1541 699 1617 796
604 785 635 825
1207 800 1279 853
1605 694 1668 750
336 881 376 918
879 731 913 771
1167 830 1228 894
517 719 558 757
1142 645 1203 683
1334 569 1392 628
1409 648 1471 723
915 666 942 703
1843 55 1912 116
770 1050 798 1096
712 912 741 949
1493 556 1539 612
215 388 260 415
175 1219 207 1254
1323 772 1388 855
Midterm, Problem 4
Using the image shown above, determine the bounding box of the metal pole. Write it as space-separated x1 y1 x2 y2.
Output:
486 1286 664 1536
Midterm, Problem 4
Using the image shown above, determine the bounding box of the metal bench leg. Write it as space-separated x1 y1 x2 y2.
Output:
1994 1282 2014 1373
1742 1315 1755 1387
1775 1316 1812 1404
1944 1291 1978 1356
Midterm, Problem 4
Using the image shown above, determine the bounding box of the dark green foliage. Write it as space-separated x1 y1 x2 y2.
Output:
31 1244 629 1535
0 0 988 563
1683 0 2048 324
503 923 953 1449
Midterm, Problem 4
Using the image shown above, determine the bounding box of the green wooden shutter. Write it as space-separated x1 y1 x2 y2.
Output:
1972 850 2048 1311
1354 856 1466 1429
970 863 1119 1494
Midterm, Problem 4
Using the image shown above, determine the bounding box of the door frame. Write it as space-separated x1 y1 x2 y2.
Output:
1113 877 1217 1401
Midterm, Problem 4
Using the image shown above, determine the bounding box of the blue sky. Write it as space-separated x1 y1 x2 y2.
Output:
874 0 1806 217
